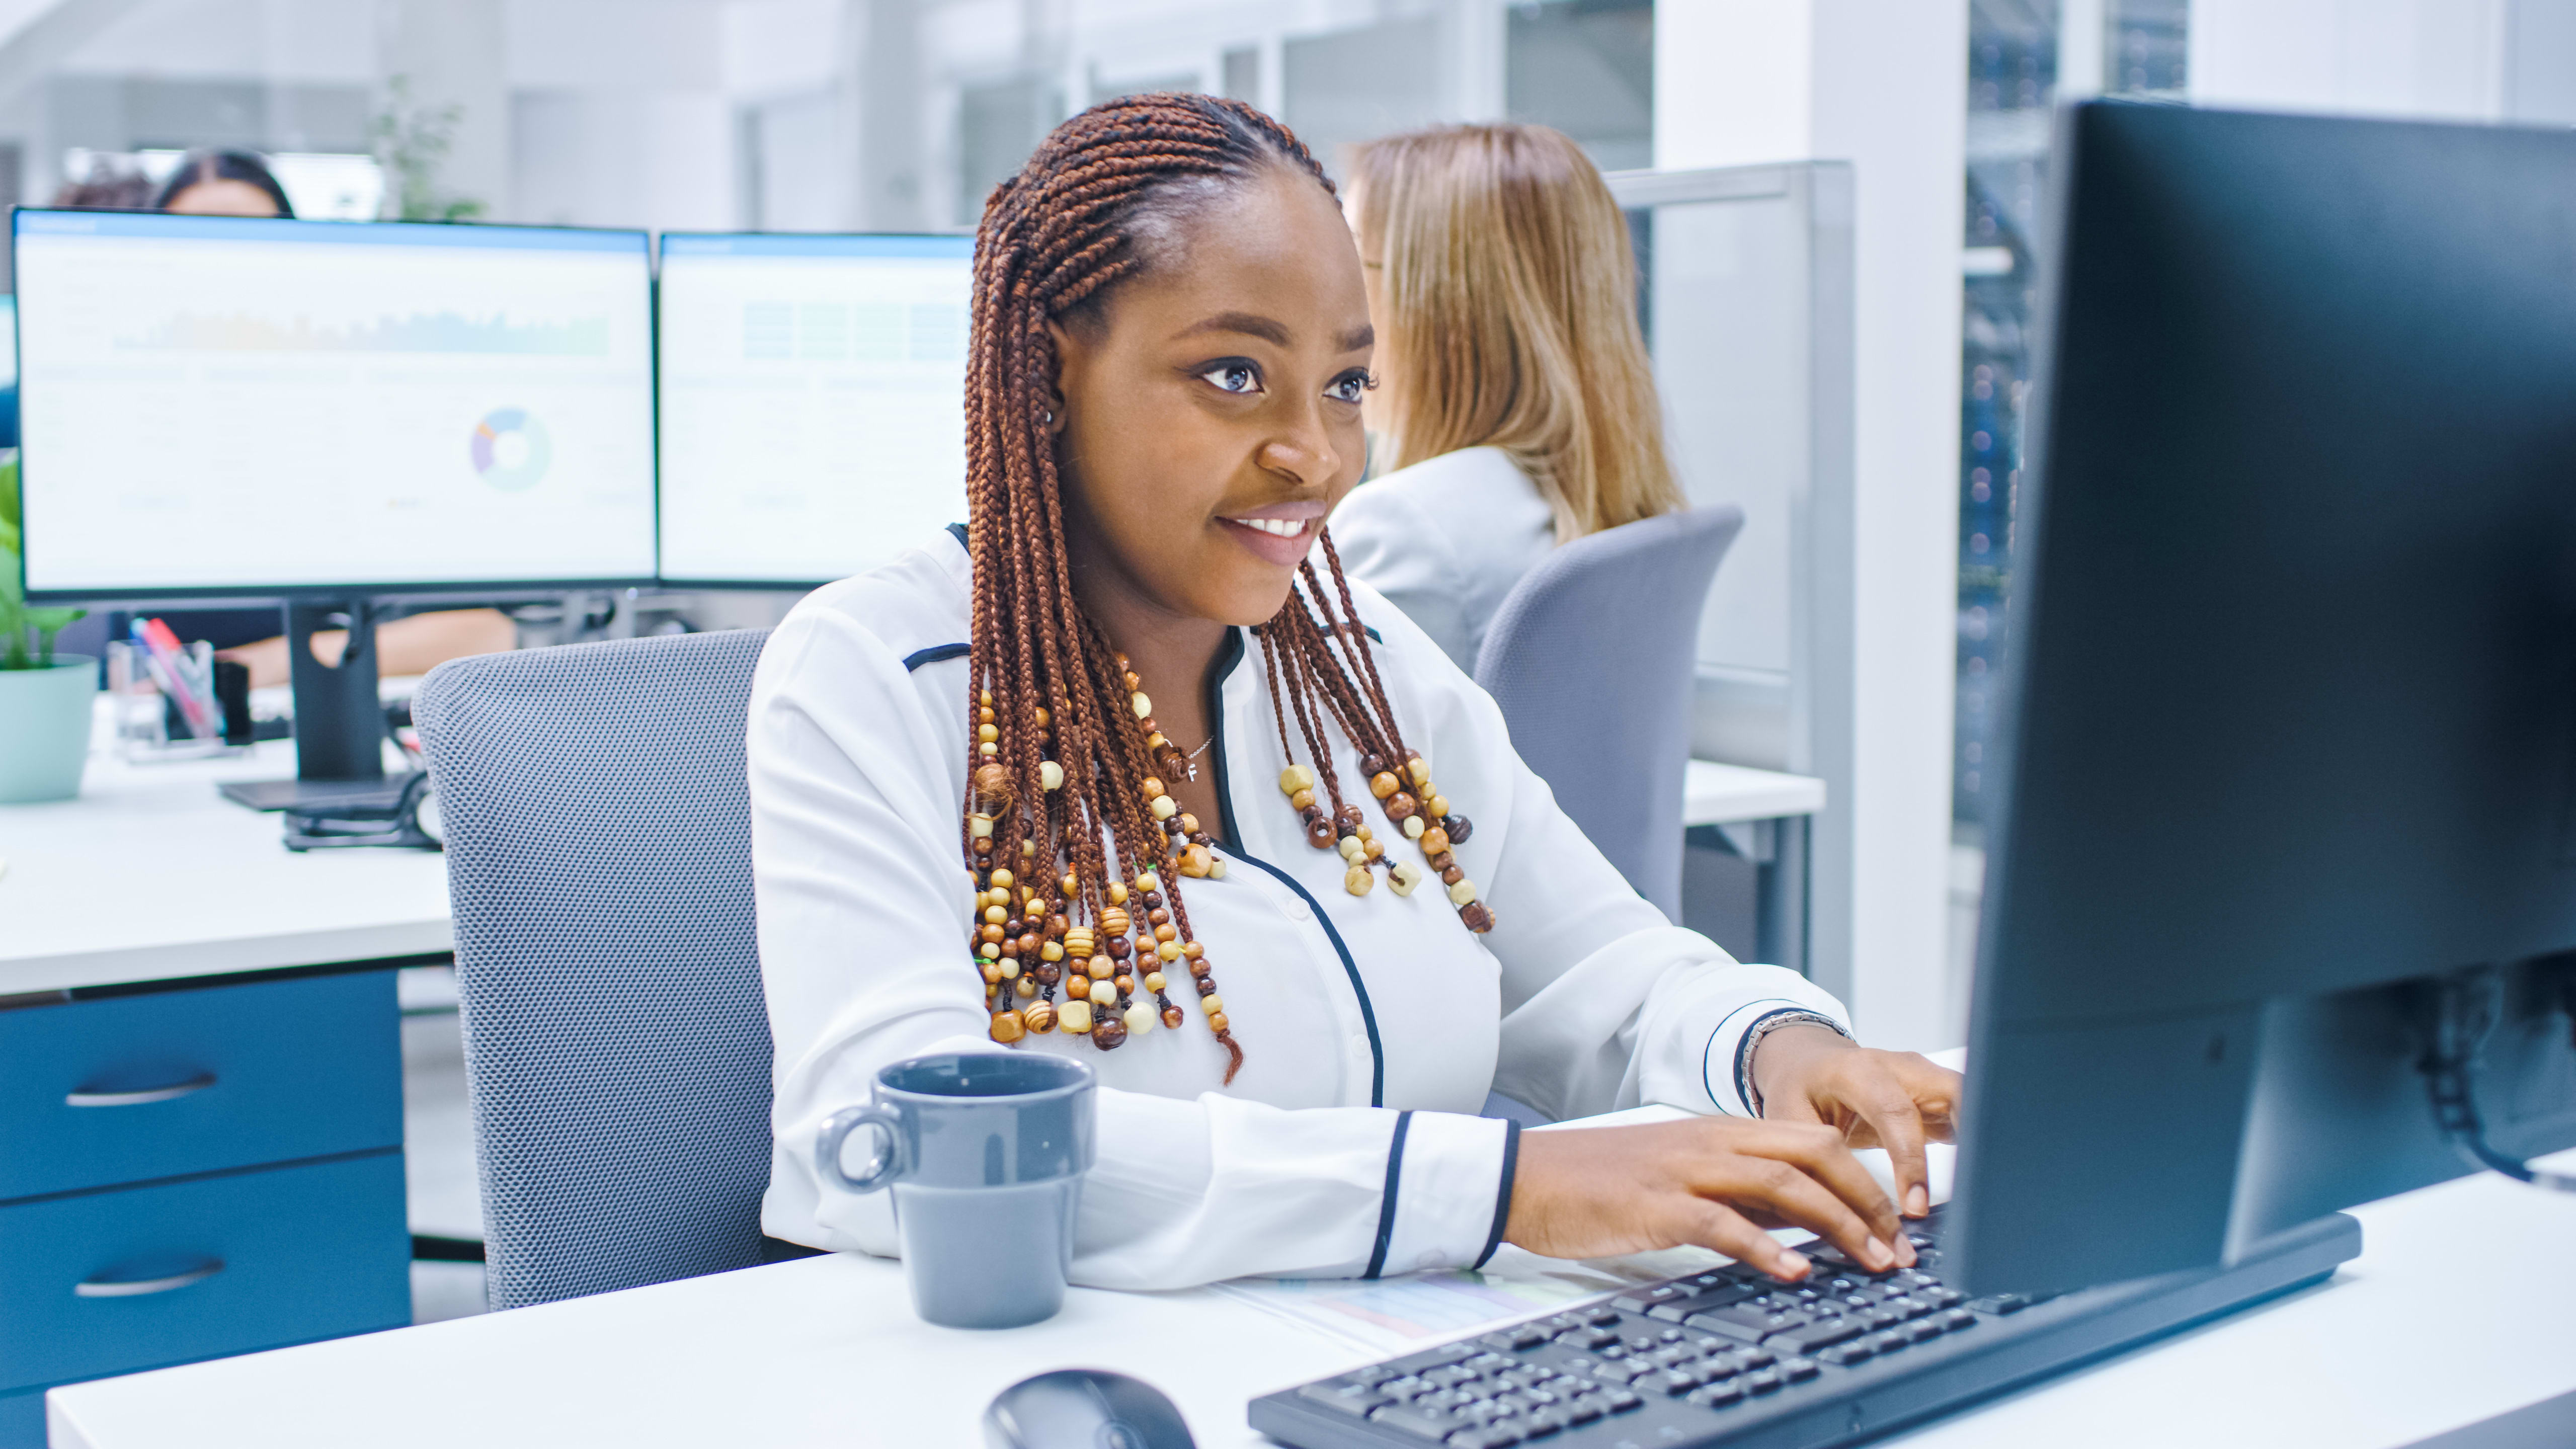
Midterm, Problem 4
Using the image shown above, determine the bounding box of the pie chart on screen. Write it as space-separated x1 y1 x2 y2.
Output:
470 407 551 492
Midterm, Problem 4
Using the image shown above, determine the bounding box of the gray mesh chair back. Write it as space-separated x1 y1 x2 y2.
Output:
1474 506 1744 920
413 629 775 1310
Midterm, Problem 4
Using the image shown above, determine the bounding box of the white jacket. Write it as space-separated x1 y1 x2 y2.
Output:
750 526 1847 1289
1332 445 1558 676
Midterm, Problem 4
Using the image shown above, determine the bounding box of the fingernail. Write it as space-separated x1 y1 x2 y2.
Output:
1776 1249 1810 1279
1907 1185 1930 1218
1896 1237 1918 1268
1863 1237 1896 1271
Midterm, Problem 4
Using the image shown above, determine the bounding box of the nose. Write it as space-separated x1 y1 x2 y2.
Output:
1257 397 1342 489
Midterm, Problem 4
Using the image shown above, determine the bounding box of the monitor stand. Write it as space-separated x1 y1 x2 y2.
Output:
218 599 416 813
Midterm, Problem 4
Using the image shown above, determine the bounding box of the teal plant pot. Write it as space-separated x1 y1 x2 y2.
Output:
0 656 97 803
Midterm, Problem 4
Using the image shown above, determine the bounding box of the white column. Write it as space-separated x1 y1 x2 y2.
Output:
375 0 511 218
1655 0 1966 1051
844 0 928 230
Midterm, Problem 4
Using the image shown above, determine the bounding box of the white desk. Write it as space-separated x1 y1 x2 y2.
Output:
0 739 450 998
1681 760 1825 828
42 1153 2576 1449
1680 760 1823 974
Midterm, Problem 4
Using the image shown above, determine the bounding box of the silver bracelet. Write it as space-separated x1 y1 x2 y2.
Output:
1737 1010 1852 1118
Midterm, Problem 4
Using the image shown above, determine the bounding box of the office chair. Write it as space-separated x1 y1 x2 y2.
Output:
1473 505 1744 921
414 629 776 1310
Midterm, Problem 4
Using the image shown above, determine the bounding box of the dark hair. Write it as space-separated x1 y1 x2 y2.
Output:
153 150 295 218
958 95 1486 1083
50 165 153 210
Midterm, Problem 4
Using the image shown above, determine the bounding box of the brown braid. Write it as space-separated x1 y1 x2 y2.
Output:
961 94 1486 1087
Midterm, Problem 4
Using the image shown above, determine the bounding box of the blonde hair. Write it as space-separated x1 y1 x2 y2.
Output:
1349 123 1681 542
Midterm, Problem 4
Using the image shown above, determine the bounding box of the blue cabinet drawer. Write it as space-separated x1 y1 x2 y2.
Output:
0 970 400 1202
0 1386 36 1449
0 1149 410 1393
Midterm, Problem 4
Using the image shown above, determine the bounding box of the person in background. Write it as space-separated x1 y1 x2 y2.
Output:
1331 123 1683 676
152 148 296 217
135 147 518 687
50 163 154 210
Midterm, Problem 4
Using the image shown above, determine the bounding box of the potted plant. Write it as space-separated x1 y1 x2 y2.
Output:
0 453 93 802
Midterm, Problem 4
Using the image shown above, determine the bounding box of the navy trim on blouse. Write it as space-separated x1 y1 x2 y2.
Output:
1365 1110 1415 1279
1221 846 1386 1108
1472 1119 1521 1270
902 643 969 672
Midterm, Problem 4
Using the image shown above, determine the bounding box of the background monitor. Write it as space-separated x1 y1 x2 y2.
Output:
13 210 657 601
655 232 973 587
1949 103 2576 1296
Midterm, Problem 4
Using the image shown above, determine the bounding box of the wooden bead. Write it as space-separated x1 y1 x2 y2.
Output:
1406 755 1431 787
1359 754 1388 778
1428 851 1457 873
1106 935 1132 959
973 762 1014 812
1015 975 1037 998
983 905 1006 925
1426 794 1448 819
980 924 1005 944
1086 956 1115 981
1206 1012 1229 1032
1143 971 1167 992
1017 932 1040 957
1200 993 1225 1015
1305 817 1339 849
1062 927 1095 957
1207 858 1226 880
1034 963 1061 985
1420 826 1451 855
1385 791 1416 820
981 961 1003 984
1447 878 1478 906
1136 870 1161 893
1183 941 1204 959
1441 864 1464 885
1058 999 1092 1034
1175 813 1198 836
1124 1003 1157 1033
1336 804 1364 832
1061 872 1078 897
1088 979 1117 1007
1389 862 1421 896
1442 814 1473 844
1369 771 1401 800
1178 844 1212 878
1362 839 1384 861
1157 939 1182 962
998 959 1021 980
1113 974 1133 995
1131 691 1153 718
1040 760 1064 791
1337 835 1365 861
1344 865 1375 896
1141 776 1167 799
1460 902 1495 933
1092 1014 1129 1050
988 1010 1025 1044
1402 815 1425 840
977 723 999 743
1279 764 1315 794
1194 975 1217 992
1023 1000 1056 1033
1153 923 1176 942
989 867 1014 890
1151 795 1178 820
1040 941 1064 962
1162 1005 1185 1030
1108 880 1129 906
1098 906 1130 937
969 813 994 838
1289 787 1316 811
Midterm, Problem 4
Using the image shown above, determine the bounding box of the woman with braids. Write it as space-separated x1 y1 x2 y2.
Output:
750 94 1961 1289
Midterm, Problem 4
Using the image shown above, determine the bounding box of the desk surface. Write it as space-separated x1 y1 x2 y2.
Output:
1683 760 1825 828
45 1153 2576 1449
0 739 451 997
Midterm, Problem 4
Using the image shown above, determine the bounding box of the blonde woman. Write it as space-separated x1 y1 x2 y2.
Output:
1332 123 1683 674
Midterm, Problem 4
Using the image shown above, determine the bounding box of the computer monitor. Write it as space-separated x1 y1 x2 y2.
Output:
1948 103 2576 1296
13 210 657 801
654 232 973 587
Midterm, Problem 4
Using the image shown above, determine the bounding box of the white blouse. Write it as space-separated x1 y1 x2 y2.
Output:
1331 446 1559 676
749 526 1848 1290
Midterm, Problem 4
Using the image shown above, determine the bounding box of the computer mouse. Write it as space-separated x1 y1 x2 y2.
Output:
983 1368 1198 1449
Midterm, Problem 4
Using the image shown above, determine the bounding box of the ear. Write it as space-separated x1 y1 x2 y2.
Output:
1042 319 1080 436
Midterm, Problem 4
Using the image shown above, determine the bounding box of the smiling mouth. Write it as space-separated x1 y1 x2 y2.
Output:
1224 516 1310 538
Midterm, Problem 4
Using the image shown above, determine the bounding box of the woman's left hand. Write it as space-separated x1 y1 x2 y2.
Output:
1749 1026 1963 1220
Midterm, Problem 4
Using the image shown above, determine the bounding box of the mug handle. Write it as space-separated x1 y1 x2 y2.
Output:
815 1103 907 1193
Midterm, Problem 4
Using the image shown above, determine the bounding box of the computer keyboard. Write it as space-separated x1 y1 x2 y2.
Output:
1248 1205 2360 1449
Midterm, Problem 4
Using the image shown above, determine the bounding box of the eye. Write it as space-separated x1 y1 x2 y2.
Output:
1325 370 1377 406
1197 360 1263 395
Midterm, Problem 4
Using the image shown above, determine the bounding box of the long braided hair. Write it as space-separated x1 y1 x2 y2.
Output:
962 94 1489 1085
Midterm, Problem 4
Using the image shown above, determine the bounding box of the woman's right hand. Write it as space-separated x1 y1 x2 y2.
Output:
1503 1116 1916 1280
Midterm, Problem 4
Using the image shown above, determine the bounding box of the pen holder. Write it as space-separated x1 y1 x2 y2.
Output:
107 639 229 761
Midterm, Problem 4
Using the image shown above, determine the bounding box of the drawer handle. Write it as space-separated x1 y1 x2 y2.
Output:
75 1260 225 1298
65 1074 217 1108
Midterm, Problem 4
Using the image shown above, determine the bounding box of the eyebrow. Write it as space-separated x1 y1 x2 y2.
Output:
1174 311 1376 353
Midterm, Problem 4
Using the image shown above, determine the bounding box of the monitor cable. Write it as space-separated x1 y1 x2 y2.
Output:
2412 967 2576 1193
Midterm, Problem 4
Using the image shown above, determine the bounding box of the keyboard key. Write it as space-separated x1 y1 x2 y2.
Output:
1686 1304 1814 1342
1603 1388 1645 1413
1562 1397 1607 1425
1351 1365 1400 1386
1655 1370 1701 1396
1583 1307 1625 1327
1298 1383 1386 1416
1906 1317 1949 1342
1928 1287 1966 1309
1500 1366 1554 1389
1969 1295 2030 1315
1624 1334 1661 1353
1367 1404 1463 1441
1865 1330 1910 1356
1380 1377 1428 1401
1687 1380 1747 1409
1615 1285 1686 1313
1764 1318 1866 1355
1743 1368 1787 1394
1732 1346 1778 1370
1393 1344 1479 1375
1779 1357 1821 1382
1815 1342 1875 1367
1519 1407 1571 1438
1939 1308 1977 1332
1423 1366 1481 1390
1446 1426 1523 1448
1649 1281 1763 1322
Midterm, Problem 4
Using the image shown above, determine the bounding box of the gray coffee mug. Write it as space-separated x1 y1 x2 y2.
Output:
816 1052 1097 1329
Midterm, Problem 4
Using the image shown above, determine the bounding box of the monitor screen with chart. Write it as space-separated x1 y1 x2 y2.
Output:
654 232 974 587
12 209 657 600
